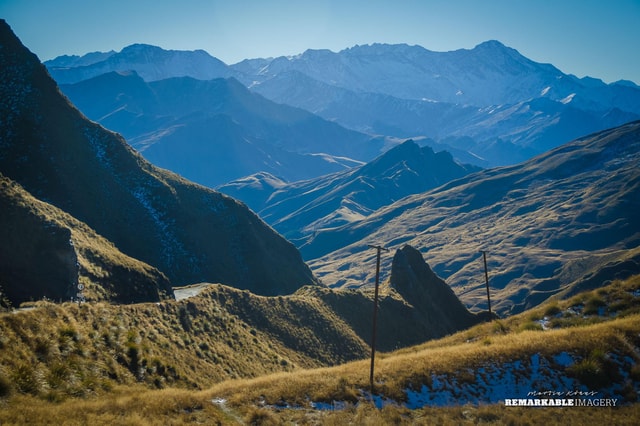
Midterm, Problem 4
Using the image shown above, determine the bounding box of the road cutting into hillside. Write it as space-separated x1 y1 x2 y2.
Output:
173 283 211 301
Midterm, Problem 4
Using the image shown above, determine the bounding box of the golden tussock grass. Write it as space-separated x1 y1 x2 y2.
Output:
2 388 639 425
0 386 228 426
0 276 638 424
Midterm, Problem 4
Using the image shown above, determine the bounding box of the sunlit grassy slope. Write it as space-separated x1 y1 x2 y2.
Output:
1 275 638 424
0 276 479 401
309 121 640 317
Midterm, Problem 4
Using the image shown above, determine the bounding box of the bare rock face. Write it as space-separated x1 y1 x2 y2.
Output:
390 245 490 334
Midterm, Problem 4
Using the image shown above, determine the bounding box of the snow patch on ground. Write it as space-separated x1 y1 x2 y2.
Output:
253 350 637 413
404 353 584 408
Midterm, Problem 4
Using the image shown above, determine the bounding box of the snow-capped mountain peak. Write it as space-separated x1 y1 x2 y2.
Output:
45 43 232 84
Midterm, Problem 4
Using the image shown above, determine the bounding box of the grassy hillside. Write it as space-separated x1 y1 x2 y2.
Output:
0 282 425 402
309 121 640 316
0 275 638 424
0 264 484 403
0 284 352 402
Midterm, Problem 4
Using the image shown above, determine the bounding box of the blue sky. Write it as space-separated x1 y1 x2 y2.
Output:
2 0 639 83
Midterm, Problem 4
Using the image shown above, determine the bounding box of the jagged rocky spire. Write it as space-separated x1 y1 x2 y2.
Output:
390 245 489 333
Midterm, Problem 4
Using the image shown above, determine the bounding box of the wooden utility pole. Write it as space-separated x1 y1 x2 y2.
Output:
481 250 492 318
368 244 389 394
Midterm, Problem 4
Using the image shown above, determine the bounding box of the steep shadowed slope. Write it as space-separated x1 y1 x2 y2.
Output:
0 19 318 299
0 174 171 304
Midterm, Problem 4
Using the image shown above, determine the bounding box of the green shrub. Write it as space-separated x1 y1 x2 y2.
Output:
620 382 638 402
126 341 140 377
630 364 640 381
567 349 613 389
59 326 78 340
46 362 70 389
568 358 606 388
33 336 52 361
178 306 192 332
492 320 508 334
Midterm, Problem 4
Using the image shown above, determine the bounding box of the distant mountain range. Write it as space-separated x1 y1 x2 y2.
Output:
0 20 318 304
46 43 232 84
46 41 640 169
56 70 378 187
307 121 640 315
